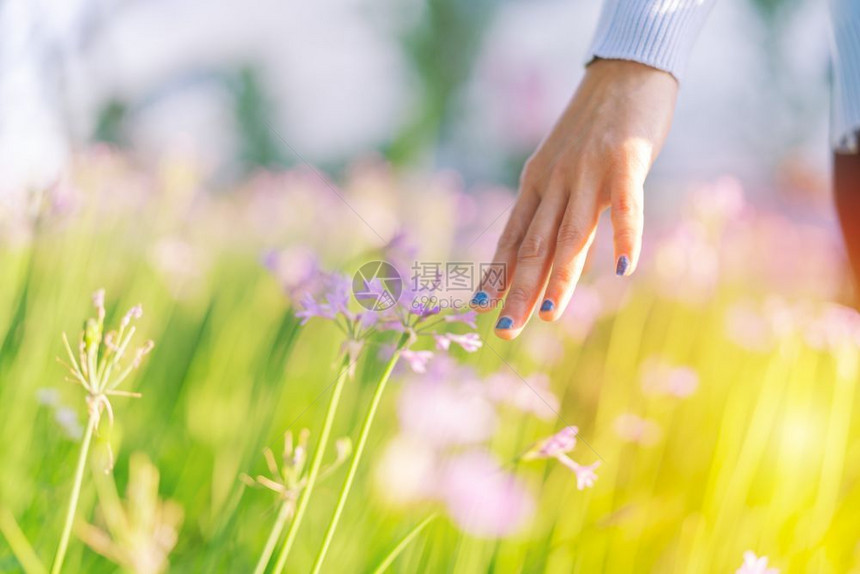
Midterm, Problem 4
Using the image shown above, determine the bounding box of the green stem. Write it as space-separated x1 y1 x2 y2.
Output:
372 513 437 574
272 355 353 573
310 334 408 574
52 414 97 574
254 500 293 574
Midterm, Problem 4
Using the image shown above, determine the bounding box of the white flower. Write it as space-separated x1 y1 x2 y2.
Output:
736 551 779 574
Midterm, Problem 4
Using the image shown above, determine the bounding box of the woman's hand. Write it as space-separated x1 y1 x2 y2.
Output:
471 59 679 340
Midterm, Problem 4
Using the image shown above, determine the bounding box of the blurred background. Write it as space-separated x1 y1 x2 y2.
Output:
3 1 859 573
0 0 834 203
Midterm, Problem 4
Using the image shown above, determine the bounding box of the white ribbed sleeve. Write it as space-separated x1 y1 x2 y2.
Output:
831 0 860 153
587 0 717 81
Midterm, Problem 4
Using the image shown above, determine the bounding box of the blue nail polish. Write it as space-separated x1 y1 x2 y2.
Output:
496 316 514 330
471 291 489 307
616 255 630 276
540 300 554 312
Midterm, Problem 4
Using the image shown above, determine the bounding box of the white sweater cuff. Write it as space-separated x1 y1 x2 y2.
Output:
832 1 860 153
587 0 717 81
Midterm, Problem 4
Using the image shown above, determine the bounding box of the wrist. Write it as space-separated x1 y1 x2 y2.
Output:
586 58 679 87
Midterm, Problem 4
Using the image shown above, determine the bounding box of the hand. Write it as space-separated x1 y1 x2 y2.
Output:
471 59 679 340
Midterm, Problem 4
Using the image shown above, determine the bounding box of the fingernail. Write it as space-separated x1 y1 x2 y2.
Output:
471 291 490 308
616 255 630 276
540 299 555 312
495 316 514 330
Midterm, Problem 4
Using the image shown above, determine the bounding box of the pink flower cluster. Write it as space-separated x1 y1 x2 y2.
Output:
723 297 860 354
374 356 573 537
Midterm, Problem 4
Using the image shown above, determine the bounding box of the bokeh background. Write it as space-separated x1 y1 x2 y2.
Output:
2 1 859 573
1 0 834 194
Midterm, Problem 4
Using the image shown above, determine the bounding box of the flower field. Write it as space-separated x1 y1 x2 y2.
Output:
0 148 858 573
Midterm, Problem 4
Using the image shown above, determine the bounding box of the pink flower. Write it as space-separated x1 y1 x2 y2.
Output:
434 332 483 353
686 177 747 228
653 223 720 304
640 358 699 398
444 310 478 329
151 238 209 297
614 413 662 446
526 426 577 458
523 426 599 490
397 379 496 448
523 329 565 365
434 335 451 351
804 303 860 350
485 372 559 421
439 451 534 538
400 350 434 374
558 459 600 491
560 285 603 341
92 289 106 310
122 305 144 328
724 298 806 353
736 551 779 574
373 435 438 506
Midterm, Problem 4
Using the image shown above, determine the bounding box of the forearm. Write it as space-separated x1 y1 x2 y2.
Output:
588 0 718 81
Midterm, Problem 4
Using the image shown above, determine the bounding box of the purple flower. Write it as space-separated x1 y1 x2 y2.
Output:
263 246 321 300
438 451 534 538
284 261 483 371
406 295 441 319
294 272 356 325
354 277 399 312
382 230 420 272
375 284 483 357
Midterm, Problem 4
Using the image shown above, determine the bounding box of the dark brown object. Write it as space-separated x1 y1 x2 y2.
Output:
835 145 860 291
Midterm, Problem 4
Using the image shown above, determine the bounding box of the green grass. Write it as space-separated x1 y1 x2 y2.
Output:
1 153 859 573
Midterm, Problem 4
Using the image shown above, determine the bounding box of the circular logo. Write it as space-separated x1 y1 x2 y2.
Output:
352 260 403 311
